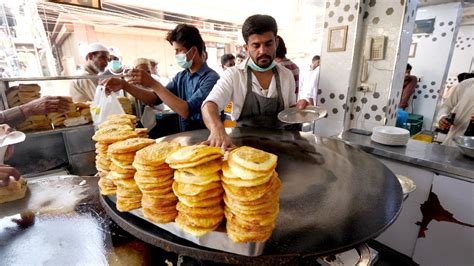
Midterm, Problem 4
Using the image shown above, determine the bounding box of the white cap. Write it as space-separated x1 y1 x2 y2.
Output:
84 42 108 59
108 46 121 59
134 58 151 68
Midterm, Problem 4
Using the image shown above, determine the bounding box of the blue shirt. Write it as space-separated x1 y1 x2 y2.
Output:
162 63 219 132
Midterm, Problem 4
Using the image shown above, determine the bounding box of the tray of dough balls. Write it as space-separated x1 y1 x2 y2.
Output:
92 115 280 256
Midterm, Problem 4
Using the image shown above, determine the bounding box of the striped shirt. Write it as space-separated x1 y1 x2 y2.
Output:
279 59 300 94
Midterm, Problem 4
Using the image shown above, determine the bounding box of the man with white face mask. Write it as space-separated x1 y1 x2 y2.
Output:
103 24 219 132
70 42 109 102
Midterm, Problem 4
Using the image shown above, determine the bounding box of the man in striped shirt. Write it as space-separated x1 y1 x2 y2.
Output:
275 35 300 97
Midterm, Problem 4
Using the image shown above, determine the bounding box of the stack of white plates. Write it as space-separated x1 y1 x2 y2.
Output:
371 126 410 146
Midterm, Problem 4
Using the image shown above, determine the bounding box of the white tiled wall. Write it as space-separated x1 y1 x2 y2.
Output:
408 2 463 129
445 25 474 88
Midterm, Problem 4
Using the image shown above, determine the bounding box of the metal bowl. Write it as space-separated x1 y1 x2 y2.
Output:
453 136 474 158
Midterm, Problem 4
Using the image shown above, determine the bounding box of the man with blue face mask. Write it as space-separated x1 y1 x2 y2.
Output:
103 24 219 133
103 46 124 76
201 14 297 149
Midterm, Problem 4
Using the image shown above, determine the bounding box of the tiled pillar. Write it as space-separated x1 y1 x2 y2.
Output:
349 0 417 130
315 0 366 137
315 0 417 136
409 3 464 129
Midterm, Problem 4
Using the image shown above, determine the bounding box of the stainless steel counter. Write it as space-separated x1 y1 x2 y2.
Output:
337 131 474 181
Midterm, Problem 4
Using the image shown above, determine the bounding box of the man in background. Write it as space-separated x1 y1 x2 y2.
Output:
275 35 299 96
399 63 417 110
102 46 124 76
297 55 320 109
235 53 246 65
70 43 109 102
221 54 236 71
103 24 219 132
437 78 474 146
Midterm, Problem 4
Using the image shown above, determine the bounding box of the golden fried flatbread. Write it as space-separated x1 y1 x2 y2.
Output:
176 202 223 218
98 118 134 129
110 159 135 169
225 175 281 204
134 173 174 185
224 206 277 227
142 194 178 206
179 159 222 176
173 181 221 196
135 142 181 166
165 145 223 165
92 127 137 143
108 138 155 154
168 154 222 169
176 212 223 228
178 195 222 208
222 163 273 186
116 199 141 212
108 152 136 162
173 182 223 201
175 214 220 236
229 146 277 172
222 174 275 201
132 161 172 172
173 171 220 186
143 208 177 223
227 160 273 180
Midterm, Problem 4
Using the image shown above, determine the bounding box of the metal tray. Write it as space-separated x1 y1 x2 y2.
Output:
105 195 265 256
278 106 327 124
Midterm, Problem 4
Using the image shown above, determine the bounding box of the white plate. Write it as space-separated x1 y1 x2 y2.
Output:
371 134 409 146
278 106 327 124
373 126 410 136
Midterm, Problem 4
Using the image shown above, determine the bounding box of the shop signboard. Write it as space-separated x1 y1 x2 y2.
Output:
49 0 101 10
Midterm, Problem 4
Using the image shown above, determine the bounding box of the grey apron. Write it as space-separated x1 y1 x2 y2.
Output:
237 67 301 130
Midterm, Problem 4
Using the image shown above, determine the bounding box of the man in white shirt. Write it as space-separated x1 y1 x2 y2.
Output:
70 43 109 102
201 14 296 149
296 55 320 109
436 78 474 146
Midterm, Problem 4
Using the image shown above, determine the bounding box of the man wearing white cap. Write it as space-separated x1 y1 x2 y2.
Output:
70 42 109 102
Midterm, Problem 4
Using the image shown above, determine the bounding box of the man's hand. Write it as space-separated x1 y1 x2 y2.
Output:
202 128 234 151
296 99 310 110
128 69 158 88
438 117 453 131
20 96 73 116
0 165 21 187
102 78 126 95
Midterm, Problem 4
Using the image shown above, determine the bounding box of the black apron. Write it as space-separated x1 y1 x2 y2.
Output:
237 67 301 130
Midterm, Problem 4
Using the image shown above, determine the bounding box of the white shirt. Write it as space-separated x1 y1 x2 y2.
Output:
298 66 320 103
203 59 296 120
436 78 474 146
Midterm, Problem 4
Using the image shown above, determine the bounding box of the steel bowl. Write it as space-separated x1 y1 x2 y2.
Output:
453 136 474 158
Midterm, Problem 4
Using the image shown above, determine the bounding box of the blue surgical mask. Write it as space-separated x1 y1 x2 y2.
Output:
176 49 195 69
247 57 276 72
108 60 122 72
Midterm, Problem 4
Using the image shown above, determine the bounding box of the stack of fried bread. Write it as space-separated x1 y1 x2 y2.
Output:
118 96 133 115
63 102 92 127
222 146 281 243
133 142 181 223
134 128 148 138
108 137 155 212
6 84 41 107
92 114 138 195
16 114 52 131
166 145 224 236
